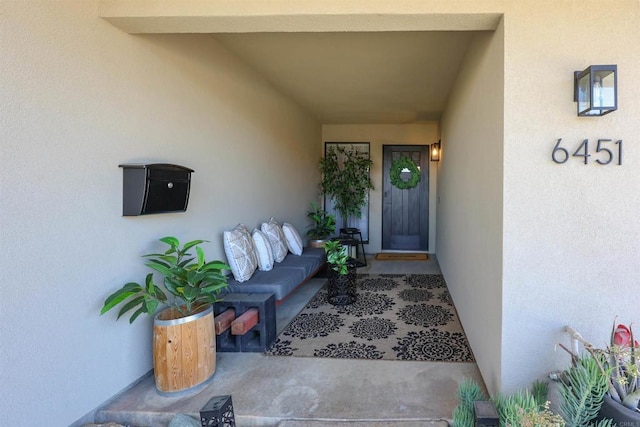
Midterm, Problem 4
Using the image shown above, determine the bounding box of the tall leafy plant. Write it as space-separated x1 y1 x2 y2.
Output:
320 145 374 226
101 237 230 322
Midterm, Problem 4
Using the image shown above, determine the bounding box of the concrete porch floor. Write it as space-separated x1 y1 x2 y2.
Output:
93 254 486 426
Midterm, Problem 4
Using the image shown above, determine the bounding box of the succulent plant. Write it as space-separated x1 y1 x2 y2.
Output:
604 321 640 411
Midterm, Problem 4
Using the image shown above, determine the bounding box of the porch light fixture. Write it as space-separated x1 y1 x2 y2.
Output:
430 140 441 162
574 65 617 116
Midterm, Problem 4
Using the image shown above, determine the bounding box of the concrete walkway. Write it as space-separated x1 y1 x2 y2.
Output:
93 255 486 426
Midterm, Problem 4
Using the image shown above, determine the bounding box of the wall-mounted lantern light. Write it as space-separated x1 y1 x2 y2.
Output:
574 65 617 116
430 140 441 162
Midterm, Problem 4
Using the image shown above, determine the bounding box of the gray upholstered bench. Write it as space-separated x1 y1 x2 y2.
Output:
224 247 326 303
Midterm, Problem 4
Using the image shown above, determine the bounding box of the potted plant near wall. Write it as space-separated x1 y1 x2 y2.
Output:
100 236 230 395
323 240 357 305
320 145 374 229
306 202 336 248
562 321 640 424
596 321 640 423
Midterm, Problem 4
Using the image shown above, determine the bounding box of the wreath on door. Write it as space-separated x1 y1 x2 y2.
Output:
390 157 421 190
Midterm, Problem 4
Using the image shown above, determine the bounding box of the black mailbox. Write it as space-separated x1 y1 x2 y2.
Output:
119 163 194 216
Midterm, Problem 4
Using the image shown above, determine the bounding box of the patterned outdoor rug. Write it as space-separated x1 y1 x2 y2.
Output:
265 274 474 362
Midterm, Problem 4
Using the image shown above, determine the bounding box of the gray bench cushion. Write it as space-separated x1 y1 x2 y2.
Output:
225 268 305 301
298 247 326 261
223 247 326 301
277 252 323 277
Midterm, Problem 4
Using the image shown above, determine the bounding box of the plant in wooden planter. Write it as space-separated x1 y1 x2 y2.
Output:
100 236 230 394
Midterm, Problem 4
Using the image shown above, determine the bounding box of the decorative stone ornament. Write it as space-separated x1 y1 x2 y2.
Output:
390 157 421 190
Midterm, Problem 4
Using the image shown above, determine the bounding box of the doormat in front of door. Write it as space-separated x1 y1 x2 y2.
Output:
265 274 473 362
375 253 429 261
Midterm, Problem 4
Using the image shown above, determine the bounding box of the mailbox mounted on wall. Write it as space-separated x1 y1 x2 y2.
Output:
119 163 194 216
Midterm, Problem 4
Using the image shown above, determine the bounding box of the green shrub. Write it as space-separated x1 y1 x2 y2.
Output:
493 390 539 427
453 378 487 427
532 380 550 409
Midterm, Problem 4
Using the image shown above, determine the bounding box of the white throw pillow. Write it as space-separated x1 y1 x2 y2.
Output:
282 222 304 256
252 229 274 271
223 224 258 282
261 218 288 262
235 223 258 266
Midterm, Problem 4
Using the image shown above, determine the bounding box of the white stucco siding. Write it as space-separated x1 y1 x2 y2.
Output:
500 0 640 394
439 22 505 395
2 1 640 424
0 2 320 425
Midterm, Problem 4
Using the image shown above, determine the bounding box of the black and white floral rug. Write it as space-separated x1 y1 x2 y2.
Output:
265 274 474 362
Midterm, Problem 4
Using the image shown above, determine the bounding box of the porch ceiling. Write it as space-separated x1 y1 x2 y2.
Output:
212 31 475 124
100 3 494 124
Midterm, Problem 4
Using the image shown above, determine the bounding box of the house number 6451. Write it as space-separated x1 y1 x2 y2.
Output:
552 138 623 165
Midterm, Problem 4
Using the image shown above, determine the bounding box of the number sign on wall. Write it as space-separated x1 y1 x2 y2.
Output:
552 138 623 165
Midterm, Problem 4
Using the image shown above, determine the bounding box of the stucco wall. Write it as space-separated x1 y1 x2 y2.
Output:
499 1 640 394
0 1 320 425
322 124 439 253
438 24 505 395
99 0 640 396
3 1 640 423
440 0 640 395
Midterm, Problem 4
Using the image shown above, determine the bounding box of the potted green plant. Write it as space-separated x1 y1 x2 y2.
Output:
563 321 640 424
100 236 230 395
319 145 374 228
323 240 357 305
597 321 640 423
306 202 336 248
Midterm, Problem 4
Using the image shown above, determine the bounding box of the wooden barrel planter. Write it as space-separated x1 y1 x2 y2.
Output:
153 304 216 395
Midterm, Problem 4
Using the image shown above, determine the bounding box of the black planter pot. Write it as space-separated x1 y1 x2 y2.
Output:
598 394 640 424
326 265 357 306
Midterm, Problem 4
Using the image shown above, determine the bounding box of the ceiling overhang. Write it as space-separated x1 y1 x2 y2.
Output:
99 1 502 124
99 1 502 34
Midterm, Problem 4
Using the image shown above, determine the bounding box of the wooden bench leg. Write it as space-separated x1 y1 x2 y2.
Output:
231 308 259 335
214 308 236 335
215 293 276 352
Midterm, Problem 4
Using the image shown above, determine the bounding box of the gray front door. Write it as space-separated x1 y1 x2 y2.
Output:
382 145 429 251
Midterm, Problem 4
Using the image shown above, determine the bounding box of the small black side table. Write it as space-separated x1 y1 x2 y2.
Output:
326 260 359 306
339 227 367 267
